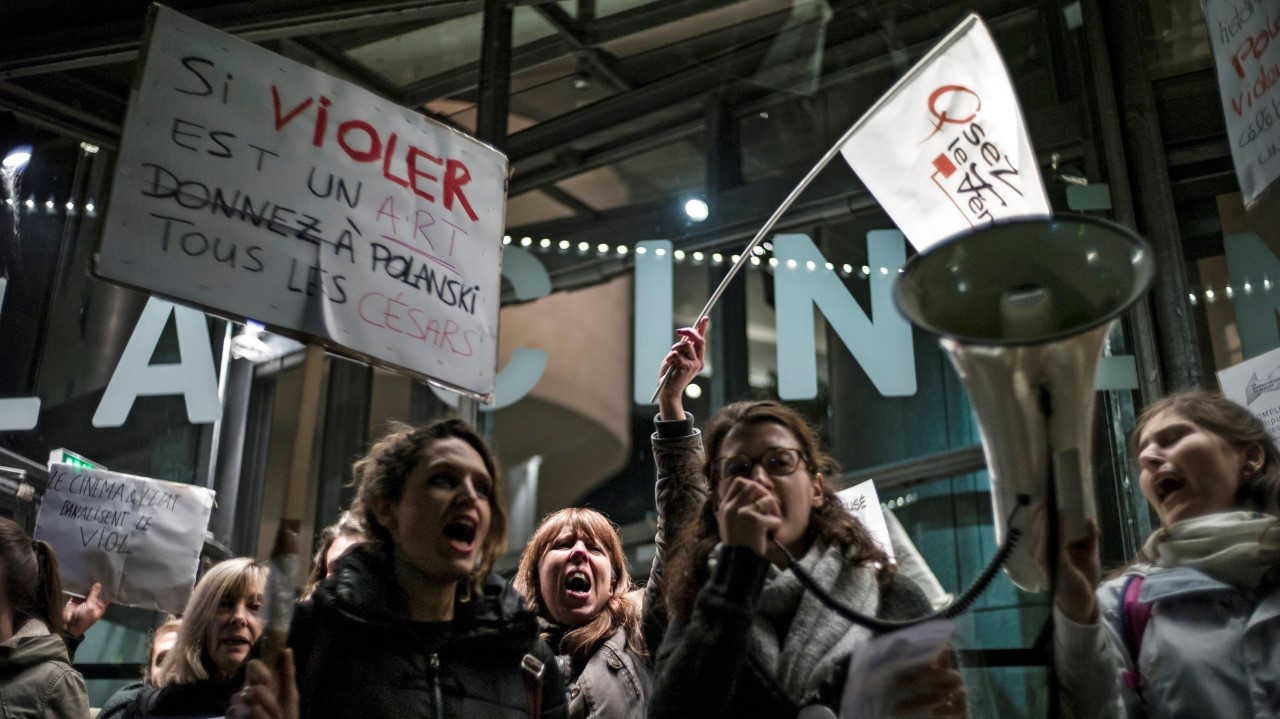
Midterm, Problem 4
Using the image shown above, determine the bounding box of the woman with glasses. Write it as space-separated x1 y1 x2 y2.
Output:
647 320 966 718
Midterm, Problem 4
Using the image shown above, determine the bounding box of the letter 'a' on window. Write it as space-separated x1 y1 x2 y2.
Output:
773 231 917 399
92 297 222 428
432 245 550 410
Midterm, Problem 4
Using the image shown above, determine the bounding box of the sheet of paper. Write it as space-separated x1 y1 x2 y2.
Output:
840 619 956 719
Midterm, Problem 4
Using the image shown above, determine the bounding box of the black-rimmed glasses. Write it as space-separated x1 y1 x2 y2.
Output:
713 447 808 480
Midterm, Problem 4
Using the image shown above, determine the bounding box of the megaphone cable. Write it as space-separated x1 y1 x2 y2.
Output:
770 500 1028 633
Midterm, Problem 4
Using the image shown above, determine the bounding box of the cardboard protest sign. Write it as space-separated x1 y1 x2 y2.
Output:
1201 0 1280 206
1218 343 1280 447
33 463 215 614
838 13 1049 251
837 478 894 559
96 5 508 401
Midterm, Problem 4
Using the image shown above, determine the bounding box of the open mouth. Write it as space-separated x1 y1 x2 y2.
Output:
1154 474 1186 503
221 636 251 651
564 569 592 597
443 517 477 548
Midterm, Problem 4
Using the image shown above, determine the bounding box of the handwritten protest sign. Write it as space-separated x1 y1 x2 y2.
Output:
1202 0 1280 205
96 6 508 401
33 463 215 614
1218 343 1280 446
837 479 894 559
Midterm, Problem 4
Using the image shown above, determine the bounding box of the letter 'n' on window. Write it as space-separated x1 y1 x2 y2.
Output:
773 232 916 399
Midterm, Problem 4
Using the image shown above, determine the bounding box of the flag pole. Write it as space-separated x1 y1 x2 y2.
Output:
648 113 869 404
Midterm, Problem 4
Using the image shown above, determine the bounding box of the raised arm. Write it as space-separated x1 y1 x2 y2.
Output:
642 318 711 653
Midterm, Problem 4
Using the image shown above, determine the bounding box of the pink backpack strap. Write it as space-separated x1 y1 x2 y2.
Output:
1118 574 1151 691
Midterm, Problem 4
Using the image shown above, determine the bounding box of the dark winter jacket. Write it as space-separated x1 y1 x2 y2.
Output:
649 545 933 719
289 544 568 719
111 660 245 718
0 619 88 719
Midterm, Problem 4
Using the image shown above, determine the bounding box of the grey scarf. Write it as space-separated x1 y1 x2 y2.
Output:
746 542 880 706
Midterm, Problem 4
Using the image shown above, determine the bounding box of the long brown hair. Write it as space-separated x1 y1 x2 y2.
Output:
0 518 65 635
349 418 507 591
1132 390 1280 516
663 400 890 620
513 508 644 666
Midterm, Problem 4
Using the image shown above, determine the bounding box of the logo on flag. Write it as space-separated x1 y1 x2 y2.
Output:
838 14 1049 251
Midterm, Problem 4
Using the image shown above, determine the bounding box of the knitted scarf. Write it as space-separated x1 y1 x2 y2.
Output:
1140 511 1280 589
746 542 879 706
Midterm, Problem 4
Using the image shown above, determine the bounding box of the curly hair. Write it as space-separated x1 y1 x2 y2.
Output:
513 508 644 668
1133 390 1280 516
348 418 507 590
663 400 890 620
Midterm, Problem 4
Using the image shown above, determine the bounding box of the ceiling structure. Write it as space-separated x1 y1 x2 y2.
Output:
0 0 1171 295
0 0 1237 515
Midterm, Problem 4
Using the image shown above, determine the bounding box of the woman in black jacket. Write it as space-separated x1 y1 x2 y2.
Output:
113 557 268 719
649 321 967 718
251 418 566 719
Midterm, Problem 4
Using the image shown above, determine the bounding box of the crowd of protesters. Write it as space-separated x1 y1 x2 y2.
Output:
3 324 1280 718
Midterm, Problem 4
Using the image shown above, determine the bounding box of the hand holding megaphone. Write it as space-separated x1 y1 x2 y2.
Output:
1029 500 1101 624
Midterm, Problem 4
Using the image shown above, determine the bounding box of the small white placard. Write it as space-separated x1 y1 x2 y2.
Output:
34 463 215 614
836 479 894 560
1218 343 1280 447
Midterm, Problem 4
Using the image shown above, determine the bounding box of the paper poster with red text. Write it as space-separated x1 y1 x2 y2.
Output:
1202 0 1280 206
838 13 1049 252
95 6 507 401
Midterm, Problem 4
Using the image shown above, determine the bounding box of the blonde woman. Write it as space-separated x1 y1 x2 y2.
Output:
117 558 268 718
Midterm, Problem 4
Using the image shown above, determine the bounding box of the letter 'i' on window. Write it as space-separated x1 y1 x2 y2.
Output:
0 278 42 430
431 245 550 410
633 240 674 406
92 297 222 428
773 231 917 399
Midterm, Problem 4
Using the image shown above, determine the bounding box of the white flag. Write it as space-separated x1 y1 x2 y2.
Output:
839 13 1049 252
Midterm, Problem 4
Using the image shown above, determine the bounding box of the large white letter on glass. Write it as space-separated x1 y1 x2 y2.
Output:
433 246 550 410
633 241 673 406
774 231 916 399
93 297 221 427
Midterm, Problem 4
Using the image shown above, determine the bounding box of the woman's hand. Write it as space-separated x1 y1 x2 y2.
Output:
63 582 108 637
228 649 298 719
716 476 781 556
657 317 709 421
889 649 967 717
1030 503 1101 624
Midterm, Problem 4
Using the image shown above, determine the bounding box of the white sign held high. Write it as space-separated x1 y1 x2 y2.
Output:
34 464 215 614
96 6 508 401
1202 0 1280 206
839 13 1049 252
1218 343 1280 447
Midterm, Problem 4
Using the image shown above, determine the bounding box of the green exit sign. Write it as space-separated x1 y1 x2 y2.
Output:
48 448 102 471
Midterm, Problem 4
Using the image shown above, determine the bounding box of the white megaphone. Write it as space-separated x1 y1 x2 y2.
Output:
893 216 1154 592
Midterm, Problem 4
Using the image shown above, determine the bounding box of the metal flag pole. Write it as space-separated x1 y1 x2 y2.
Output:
648 119 862 404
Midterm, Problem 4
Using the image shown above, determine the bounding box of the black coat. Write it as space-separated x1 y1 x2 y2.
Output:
289 544 568 719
